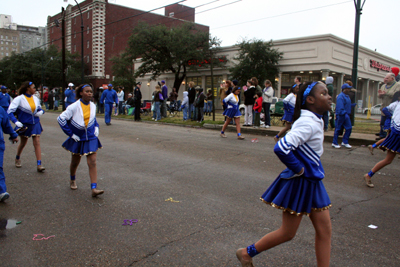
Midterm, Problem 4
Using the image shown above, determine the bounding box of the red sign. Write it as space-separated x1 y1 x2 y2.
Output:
188 56 227 67
370 60 390 72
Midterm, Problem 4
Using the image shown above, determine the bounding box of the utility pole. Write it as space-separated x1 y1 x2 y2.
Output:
62 7 67 111
351 0 366 125
210 50 215 121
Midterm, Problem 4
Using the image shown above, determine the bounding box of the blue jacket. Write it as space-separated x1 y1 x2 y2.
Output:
0 106 18 147
100 89 118 104
162 85 168 100
0 93 11 108
8 94 44 125
336 92 352 116
65 88 76 104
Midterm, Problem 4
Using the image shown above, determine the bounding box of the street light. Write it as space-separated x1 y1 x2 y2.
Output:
64 0 84 83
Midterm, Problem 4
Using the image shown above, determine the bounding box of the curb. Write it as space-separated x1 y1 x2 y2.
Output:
203 123 374 146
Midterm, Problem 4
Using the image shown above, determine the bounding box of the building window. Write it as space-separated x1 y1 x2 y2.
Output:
5 47 8 50
87 40 89 48
52 27 53 33
74 17 76 24
0 52 3 56
87 55 90 63
5 36 8 39
87 26 89 34
5 42 8 45
13 36 17 40
87 11 90 19
0 47 3 50
74 31 76 38
74 44 76 52
5 53 8 56
0 41 2 44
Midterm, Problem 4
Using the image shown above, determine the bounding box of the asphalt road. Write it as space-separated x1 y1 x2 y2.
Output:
0 113 399 267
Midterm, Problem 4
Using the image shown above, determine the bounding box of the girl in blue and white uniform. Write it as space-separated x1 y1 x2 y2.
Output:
220 87 244 140
363 94 400 188
274 84 299 143
57 84 104 197
8 81 45 172
236 82 333 267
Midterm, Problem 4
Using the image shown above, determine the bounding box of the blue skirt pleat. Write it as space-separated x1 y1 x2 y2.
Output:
62 138 102 156
223 108 241 118
260 174 331 216
379 130 400 154
16 123 43 138
281 112 294 123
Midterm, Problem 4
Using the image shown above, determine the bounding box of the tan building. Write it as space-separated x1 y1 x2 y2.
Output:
136 34 400 111
0 28 19 60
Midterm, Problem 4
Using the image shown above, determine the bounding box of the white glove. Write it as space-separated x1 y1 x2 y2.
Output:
71 134 80 142
94 127 99 137
15 121 23 128
35 110 44 117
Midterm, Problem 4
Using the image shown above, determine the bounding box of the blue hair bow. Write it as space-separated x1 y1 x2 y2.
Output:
302 82 318 105
29 82 32 86
79 84 90 92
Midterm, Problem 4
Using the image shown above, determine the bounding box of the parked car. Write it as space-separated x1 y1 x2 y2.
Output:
363 104 381 115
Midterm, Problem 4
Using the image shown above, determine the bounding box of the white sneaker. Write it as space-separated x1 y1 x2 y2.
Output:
0 192 10 202
332 143 341 149
152 118 155 120
264 125 270 128
341 142 352 149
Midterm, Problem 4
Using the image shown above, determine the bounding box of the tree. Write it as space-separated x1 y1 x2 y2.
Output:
0 45 84 90
123 22 216 93
110 52 135 93
229 39 283 88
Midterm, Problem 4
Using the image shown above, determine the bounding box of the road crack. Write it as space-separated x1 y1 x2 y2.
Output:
128 230 202 266
336 186 399 214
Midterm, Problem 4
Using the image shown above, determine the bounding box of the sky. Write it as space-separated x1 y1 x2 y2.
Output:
3 0 400 61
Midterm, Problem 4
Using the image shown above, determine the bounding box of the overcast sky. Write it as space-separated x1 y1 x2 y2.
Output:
3 0 400 61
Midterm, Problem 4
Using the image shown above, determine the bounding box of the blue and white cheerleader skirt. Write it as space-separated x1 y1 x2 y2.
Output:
16 123 43 138
62 138 102 156
260 173 331 216
281 111 294 123
223 107 241 118
379 129 400 154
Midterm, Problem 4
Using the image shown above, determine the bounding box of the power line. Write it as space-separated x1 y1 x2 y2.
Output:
196 0 242 14
212 0 352 30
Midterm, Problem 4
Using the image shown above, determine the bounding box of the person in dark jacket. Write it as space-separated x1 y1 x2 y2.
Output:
134 82 142 121
243 80 256 126
195 87 206 122
188 81 196 120
48 89 54 110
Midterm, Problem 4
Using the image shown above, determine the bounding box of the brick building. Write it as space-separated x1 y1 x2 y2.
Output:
47 0 209 89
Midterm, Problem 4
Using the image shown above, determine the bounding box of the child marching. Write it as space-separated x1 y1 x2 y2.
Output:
220 86 244 140
236 82 332 267
57 84 104 197
8 81 45 172
363 94 400 188
274 84 299 143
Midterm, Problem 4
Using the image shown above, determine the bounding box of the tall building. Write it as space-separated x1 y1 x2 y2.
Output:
0 14 47 60
0 14 17 30
47 0 209 88
0 28 19 60
18 25 47 53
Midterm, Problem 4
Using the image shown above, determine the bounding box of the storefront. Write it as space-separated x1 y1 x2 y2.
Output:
136 34 400 111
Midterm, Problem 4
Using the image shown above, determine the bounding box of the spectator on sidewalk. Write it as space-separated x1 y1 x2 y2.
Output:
253 91 263 128
195 87 206 122
188 81 196 120
123 93 135 115
0 86 12 112
324 76 334 131
117 86 125 115
134 82 142 121
181 91 189 121
262 80 274 128
243 80 256 126
161 80 168 118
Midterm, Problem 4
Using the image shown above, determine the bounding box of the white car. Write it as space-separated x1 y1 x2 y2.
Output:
363 104 382 115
